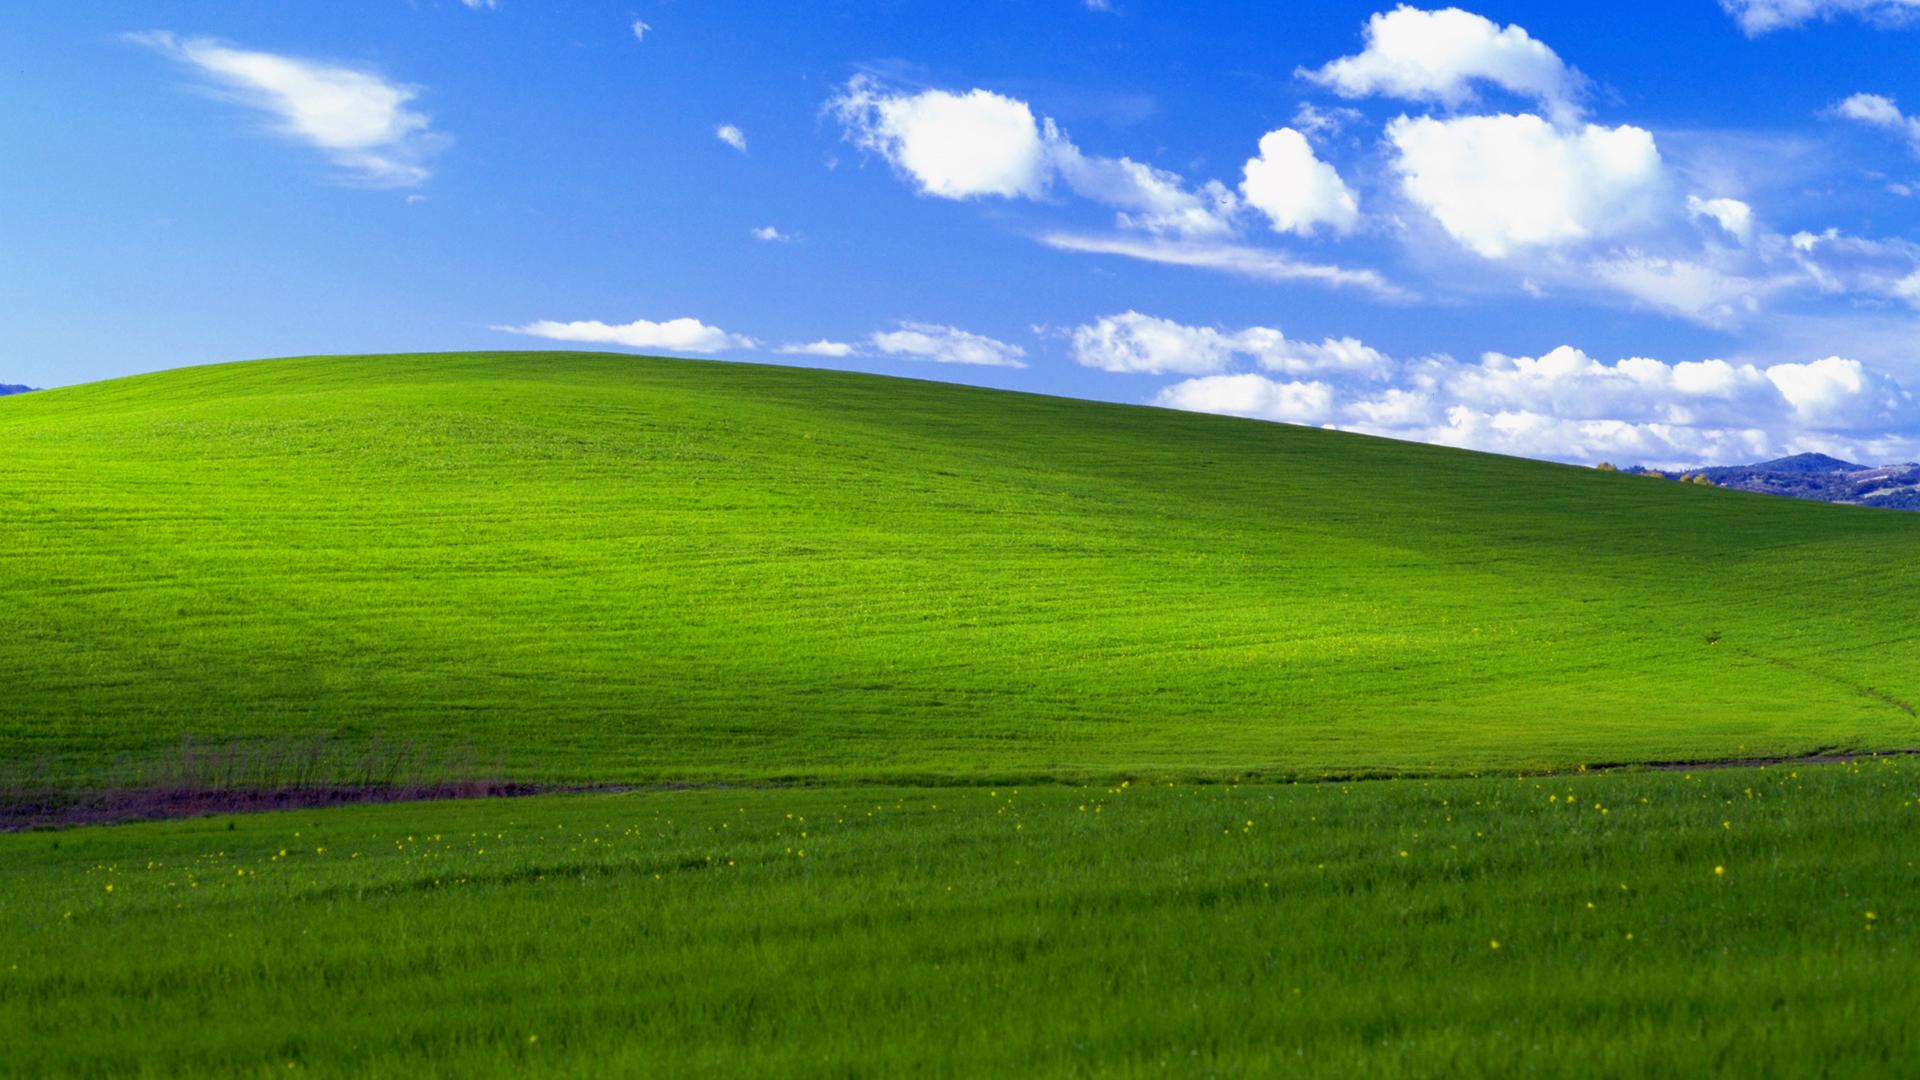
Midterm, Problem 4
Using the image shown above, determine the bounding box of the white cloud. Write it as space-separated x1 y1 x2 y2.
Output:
1722 0 1920 34
751 226 792 242
1766 355 1912 428
830 76 1049 199
778 340 857 357
493 317 755 353
1302 5 1585 124
1155 374 1337 424
715 124 748 152
1071 312 1237 375
1069 311 1392 378
129 31 443 187
631 20 651 41
460 0 499 8
1387 113 1665 258
1831 93 1920 154
1040 232 1412 299
1686 195 1755 242
828 75 1234 237
869 322 1027 367
1239 128 1360 236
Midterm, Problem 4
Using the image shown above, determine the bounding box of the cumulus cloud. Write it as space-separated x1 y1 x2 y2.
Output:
715 124 748 152
493 317 755 353
1155 375 1337 424
829 76 1050 199
869 322 1027 367
1387 113 1665 258
1039 233 1411 299
778 340 857 357
751 225 792 242
128 31 443 186
1831 93 1920 154
631 19 651 41
1722 0 1920 34
1239 128 1360 236
1070 311 1391 378
828 75 1235 237
1302 5 1585 124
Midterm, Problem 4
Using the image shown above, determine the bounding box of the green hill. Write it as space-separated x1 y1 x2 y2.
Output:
3 351 1916 783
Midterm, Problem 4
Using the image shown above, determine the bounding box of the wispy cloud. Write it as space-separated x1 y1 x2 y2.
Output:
128 31 444 187
1722 0 1920 34
1039 232 1413 300
715 123 747 152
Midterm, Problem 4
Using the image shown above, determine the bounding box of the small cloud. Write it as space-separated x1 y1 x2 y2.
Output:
715 123 747 152
1687 195 1755 243
405 193 427 205
869 322 1027 368
1300 6 1586 125
778 340 857 357
631 19 651 41
1830 92 1920 155
460 0 500 8
128 30 445 187
751 225 793 242
493 316 755 353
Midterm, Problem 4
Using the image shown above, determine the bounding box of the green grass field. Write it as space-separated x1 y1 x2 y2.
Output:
2 352 1917 783
5 761 1917 1076
6 352 1920 1075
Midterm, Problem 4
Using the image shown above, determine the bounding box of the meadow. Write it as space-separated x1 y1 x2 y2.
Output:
1 352 1917 785
6 353 1920 1075
4 760 1917 1077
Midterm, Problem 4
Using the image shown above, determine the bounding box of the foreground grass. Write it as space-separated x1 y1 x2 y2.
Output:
2 352 1919 783
4 761 1916 1077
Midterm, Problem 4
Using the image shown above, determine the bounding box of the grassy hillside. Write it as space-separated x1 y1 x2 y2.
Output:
2 351 1918 783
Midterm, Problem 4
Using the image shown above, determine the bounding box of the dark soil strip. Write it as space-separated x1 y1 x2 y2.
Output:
9 750 1920 832
1579 748 1920 774
0 782 630 832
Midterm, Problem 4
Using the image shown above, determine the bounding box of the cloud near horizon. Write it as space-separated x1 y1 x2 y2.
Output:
493 317 757 353
1065 311 1918 467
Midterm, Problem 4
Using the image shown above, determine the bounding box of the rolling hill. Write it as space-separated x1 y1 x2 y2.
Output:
3 351 1917 783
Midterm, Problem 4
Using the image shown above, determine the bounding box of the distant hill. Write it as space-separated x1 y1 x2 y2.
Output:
0 385 33 396
1639 454 1920 511
1749 452 1866 474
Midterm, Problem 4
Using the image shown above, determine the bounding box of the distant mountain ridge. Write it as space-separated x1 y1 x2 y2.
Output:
0 385 34 396
1630 454 1920 511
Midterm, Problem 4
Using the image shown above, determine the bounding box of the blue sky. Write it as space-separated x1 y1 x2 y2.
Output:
9 1 1920 465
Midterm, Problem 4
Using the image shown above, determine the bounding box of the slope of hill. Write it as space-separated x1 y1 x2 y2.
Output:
3 352 1918 783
